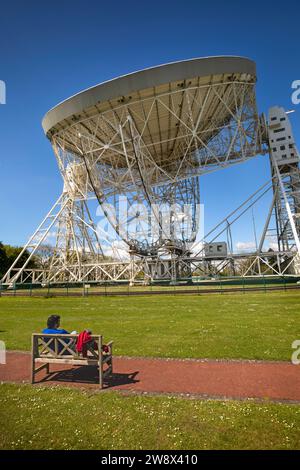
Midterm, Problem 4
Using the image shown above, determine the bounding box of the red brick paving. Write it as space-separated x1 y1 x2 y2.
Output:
1 351 300 402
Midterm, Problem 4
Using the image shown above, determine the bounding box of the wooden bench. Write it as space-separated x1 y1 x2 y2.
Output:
31 333 113 388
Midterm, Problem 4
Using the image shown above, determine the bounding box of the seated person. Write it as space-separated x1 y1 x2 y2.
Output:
42 315 73 354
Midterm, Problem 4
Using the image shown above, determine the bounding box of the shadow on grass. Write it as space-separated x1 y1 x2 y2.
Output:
37 366 139 389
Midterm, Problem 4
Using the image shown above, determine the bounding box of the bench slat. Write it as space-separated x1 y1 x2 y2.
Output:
35 358 101 366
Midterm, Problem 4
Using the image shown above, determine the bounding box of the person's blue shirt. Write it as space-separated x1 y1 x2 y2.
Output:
42 328 69 334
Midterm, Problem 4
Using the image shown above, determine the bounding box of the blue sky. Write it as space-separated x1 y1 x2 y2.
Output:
0 0 299 250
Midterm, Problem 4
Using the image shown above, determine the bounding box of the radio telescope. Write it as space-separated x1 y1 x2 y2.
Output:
2 56 300 285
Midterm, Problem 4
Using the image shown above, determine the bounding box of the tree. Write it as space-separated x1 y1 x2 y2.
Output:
0 242 8 278
0 244 37 281
33 244 54 269
4 245 35 270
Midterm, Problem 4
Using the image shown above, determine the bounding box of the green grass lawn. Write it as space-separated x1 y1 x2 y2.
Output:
0 291 299 360
1 292 300 450
0 383 299 450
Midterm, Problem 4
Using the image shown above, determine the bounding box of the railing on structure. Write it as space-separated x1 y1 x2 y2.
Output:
1 276 300 298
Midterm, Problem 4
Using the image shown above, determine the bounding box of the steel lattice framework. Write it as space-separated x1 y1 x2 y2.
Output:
2 57 300 286
52 71 260 253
